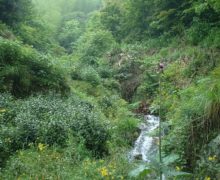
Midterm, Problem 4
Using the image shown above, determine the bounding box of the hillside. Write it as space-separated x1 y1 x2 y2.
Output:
0 0 220 179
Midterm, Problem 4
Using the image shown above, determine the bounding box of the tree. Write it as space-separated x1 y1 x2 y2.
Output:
72 0 102 13
76 29 115 65
0 0 33 26
58 19 84 53
100 1 125 41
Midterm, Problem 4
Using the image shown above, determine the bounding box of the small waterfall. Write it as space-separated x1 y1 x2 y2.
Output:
129 115 159 162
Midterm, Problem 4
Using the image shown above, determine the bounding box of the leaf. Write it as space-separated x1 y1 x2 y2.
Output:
163 154 179 166
129 164 152 178
162 167 192 178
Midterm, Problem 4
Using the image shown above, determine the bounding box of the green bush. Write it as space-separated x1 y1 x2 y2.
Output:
80 66 101 86
114 117 139 146
202 27 220 48
72 65 101 86
0 39 69 97
0 23 15 40
186 21 211 45
0 93 110 166
195 135 220 179
102 79 121 92
183 48 219 78
16 20 54 51
0 0 33 26
76 29 115 65
97 65 114 79
58 19 84 53
161 66 220 176
0 147 84 179
0 148 133 180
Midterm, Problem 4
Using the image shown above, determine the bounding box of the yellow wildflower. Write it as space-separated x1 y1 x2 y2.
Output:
176 166 181 171
100 167 108 177
205 176 211 180
208 155 217 161
38 143 46 151
0 109 6 113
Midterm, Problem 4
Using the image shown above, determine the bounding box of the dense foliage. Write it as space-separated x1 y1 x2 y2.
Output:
0 0 33 26
0 0 220 179
0 39 69 97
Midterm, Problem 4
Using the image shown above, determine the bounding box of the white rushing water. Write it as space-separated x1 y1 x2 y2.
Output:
129 115 159 162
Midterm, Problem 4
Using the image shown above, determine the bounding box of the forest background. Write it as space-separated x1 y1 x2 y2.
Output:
0 0 220 179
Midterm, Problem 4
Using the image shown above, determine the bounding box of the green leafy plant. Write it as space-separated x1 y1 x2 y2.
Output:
0 39 69 97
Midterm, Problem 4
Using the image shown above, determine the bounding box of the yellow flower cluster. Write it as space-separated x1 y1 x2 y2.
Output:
175 166 181 171
82 159 124 179
0 108 6 113
208 155 217 161
205 176 211 180
38 143 46 151
98 162 119 179
100 167 109 177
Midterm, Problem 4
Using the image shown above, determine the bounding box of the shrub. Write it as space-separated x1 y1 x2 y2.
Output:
195 135 220 179
186 21 211 45
0 148 133 180
0 39 70 97
58 19 84 53
0 148 77 179
102 79 121 92
76 29 115 65
202 27 220 48
114 117 139 146
162 65 220 175
16 20 53 51
183 48 219 78
80 66 101 86
0 23 15 40
71 64 101 86
0 93 110 166
0 0 33 26
97 65 114 79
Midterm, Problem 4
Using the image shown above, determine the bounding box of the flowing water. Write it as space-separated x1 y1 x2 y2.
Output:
129 115 159 162
129 115 166 180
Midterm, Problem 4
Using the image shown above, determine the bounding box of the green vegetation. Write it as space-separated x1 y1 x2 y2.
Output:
0 0 220 179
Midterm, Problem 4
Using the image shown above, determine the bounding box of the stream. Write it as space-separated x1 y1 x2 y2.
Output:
129 115 159 162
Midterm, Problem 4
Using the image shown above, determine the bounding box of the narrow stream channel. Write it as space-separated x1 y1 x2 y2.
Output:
129 115 159 162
